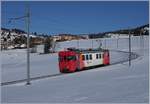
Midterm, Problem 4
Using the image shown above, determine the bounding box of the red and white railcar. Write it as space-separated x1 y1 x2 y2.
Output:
58 48 110 73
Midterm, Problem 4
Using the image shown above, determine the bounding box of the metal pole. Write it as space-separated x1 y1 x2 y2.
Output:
7 4 31 85
117 34 119 49
77 39 79 49
140 30 142 54
99 39 102 49
140 29 144 56
142 30 144 54
26 5 31 85
92 39 93 49
105 38 106 49
129 29 131 66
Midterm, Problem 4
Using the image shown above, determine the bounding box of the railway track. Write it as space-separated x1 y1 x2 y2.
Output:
110 50 139 65
1 50 139 86
1 73 64 86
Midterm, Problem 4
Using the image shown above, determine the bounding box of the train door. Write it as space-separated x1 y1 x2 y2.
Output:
76 54 80 71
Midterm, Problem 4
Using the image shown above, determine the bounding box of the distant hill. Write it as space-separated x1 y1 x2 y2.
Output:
89 24 149 39
1 28 49 50
1 24 149 49
1 28 84 50
107 24 149 35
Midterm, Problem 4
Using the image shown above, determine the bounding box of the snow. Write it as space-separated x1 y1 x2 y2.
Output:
1 36 149 103
23 33 37 38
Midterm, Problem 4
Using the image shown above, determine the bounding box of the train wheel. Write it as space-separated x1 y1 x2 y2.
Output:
62 68 69 73
76 68 80 72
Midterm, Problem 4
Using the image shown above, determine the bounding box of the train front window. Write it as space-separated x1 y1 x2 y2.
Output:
66 56 76 61
59 56 76 61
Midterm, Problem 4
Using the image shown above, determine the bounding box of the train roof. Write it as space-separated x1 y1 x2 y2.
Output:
66 48 108 53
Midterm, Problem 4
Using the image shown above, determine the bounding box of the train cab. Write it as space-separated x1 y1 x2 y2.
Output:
58 51 77 73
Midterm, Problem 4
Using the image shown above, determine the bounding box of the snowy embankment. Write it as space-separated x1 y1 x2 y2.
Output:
1 36 149 103
1 36 142 82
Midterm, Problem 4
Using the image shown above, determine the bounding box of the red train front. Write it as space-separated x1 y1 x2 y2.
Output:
58 51 77 73
58 48 110 73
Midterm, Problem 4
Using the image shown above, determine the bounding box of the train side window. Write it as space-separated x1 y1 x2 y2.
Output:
82 55 85 60
99 54 101 59
89 54 92 60
96 54 98 59
86 54 89 60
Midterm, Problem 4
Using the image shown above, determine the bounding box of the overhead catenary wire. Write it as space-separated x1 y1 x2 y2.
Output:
5 12 86 35
8 16 27 23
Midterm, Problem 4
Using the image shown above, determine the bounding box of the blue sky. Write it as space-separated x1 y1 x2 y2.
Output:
1 1 149 35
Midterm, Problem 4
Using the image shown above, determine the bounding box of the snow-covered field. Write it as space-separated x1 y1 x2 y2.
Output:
1 36 149 103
